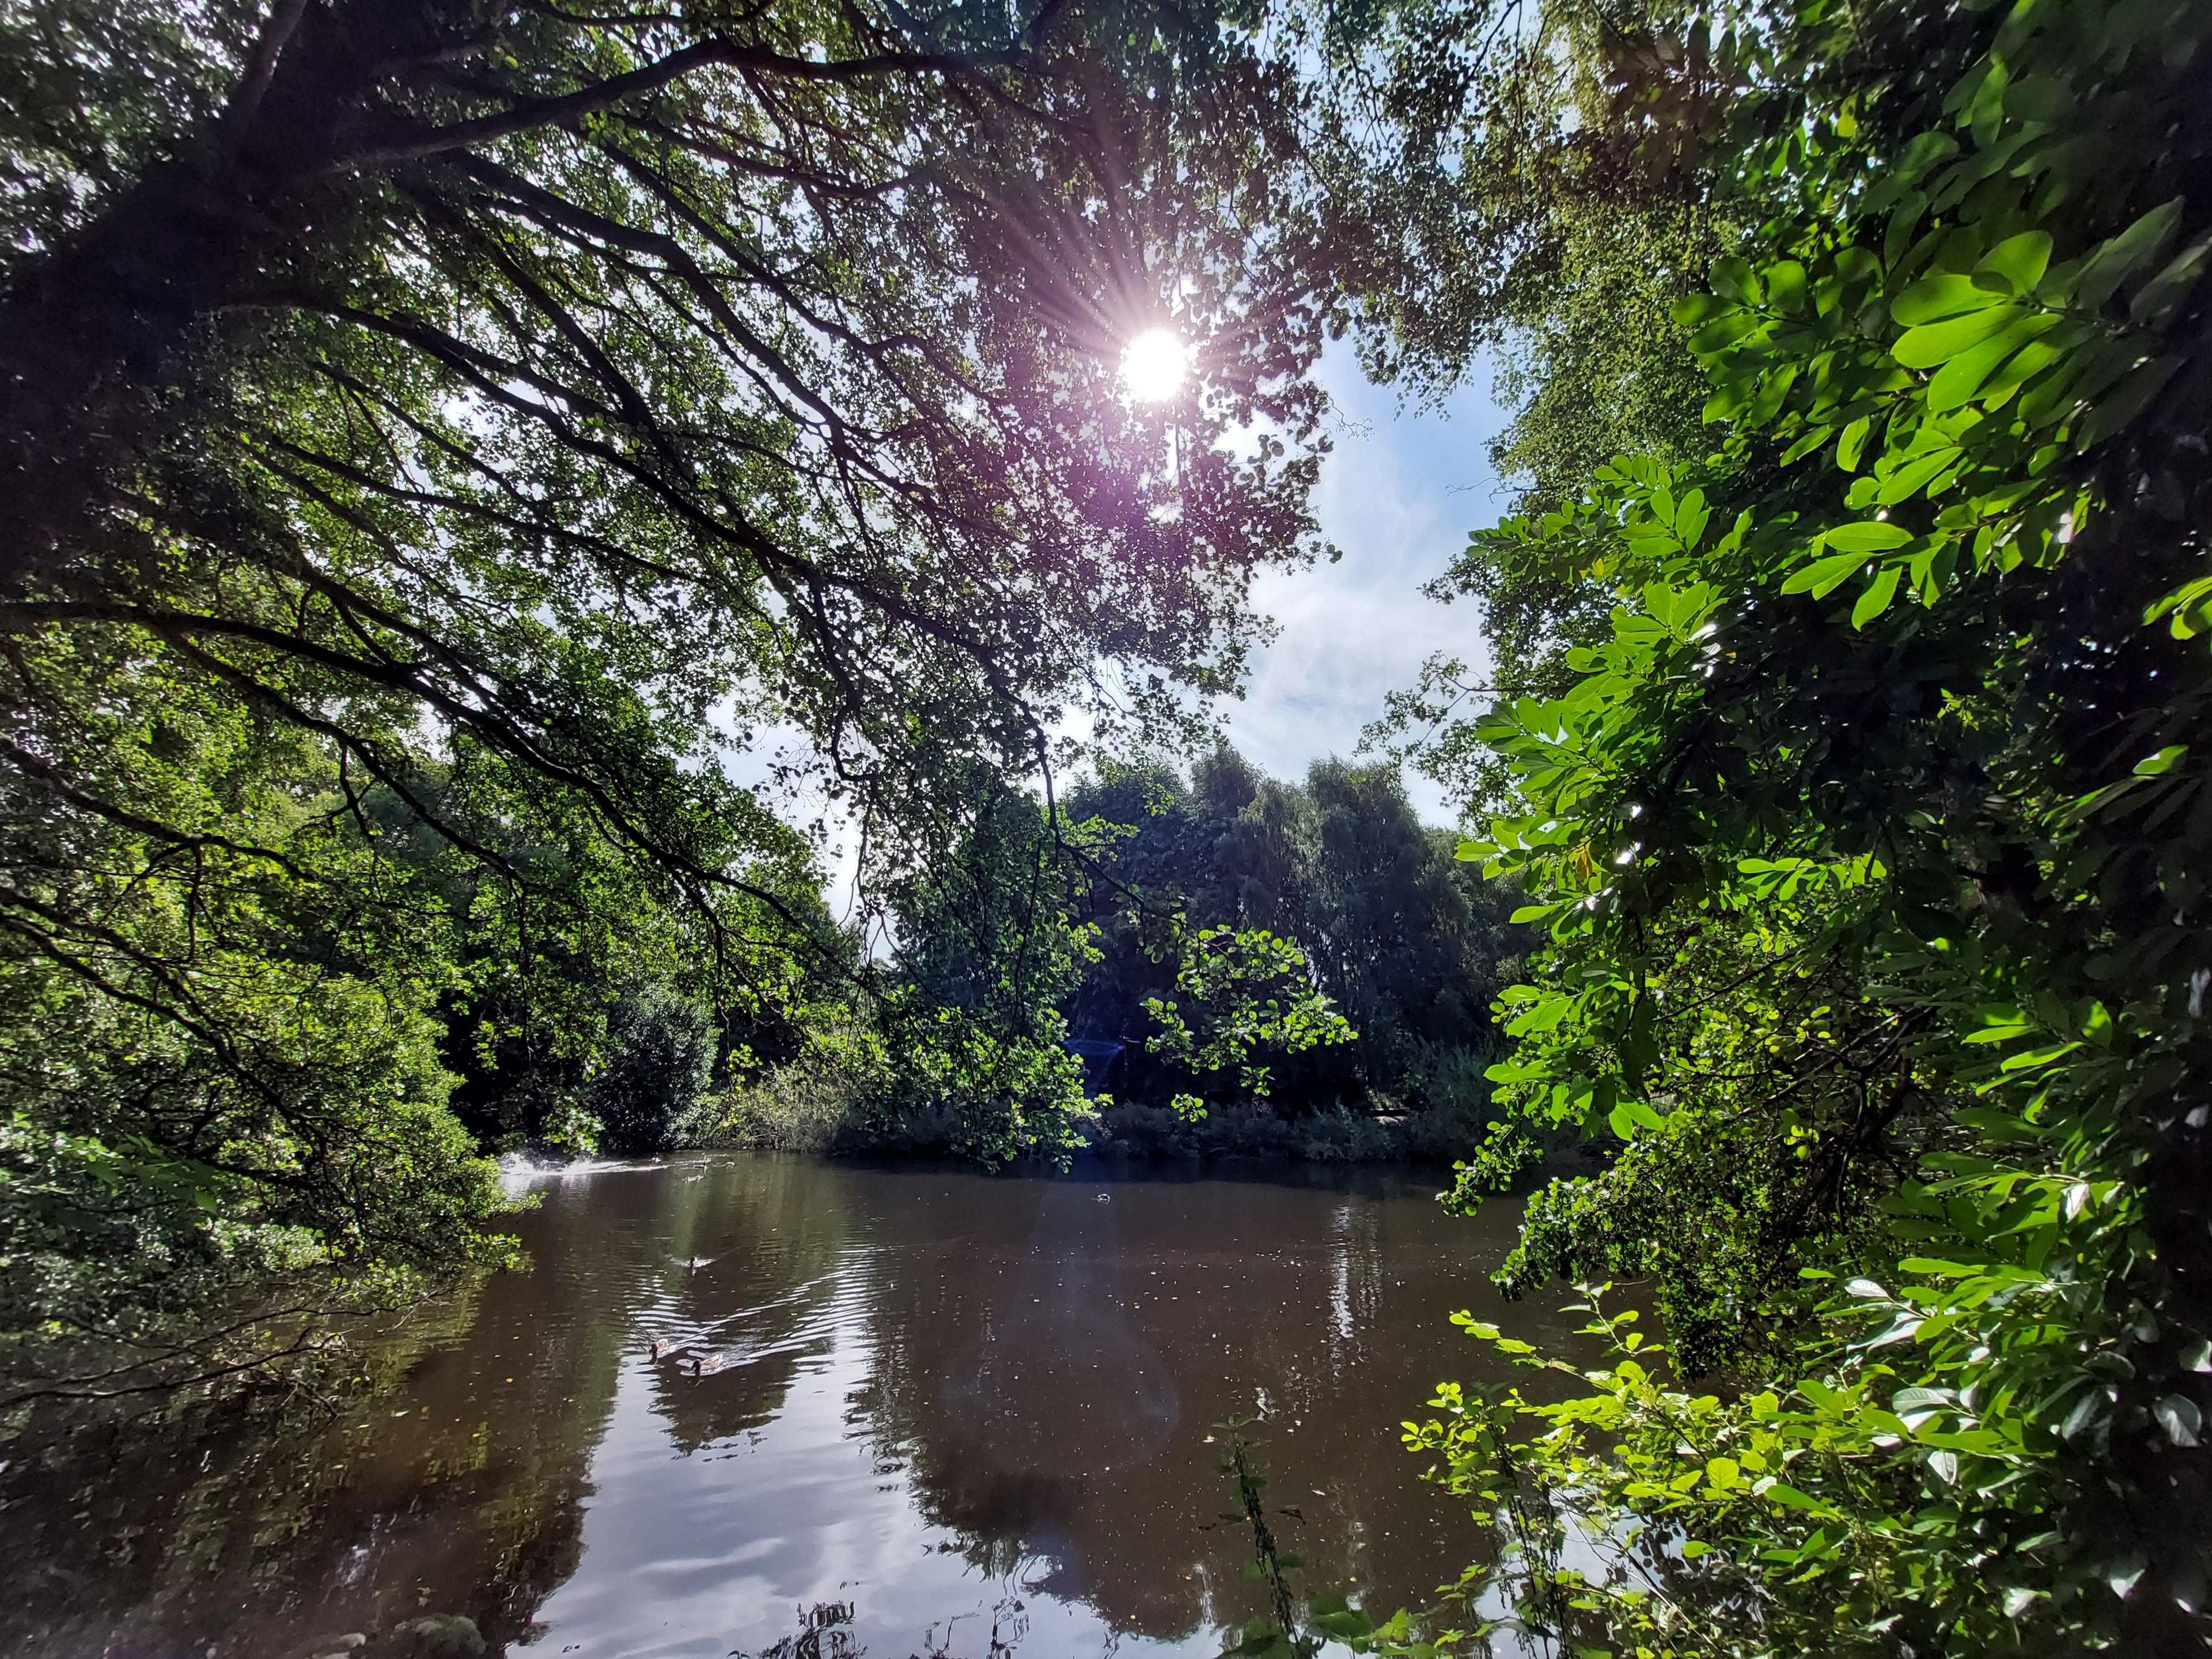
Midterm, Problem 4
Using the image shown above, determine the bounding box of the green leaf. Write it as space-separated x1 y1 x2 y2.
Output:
1508 993 1573 1036
1781 425 1834 465
1836 415 1873 471
2000 1040 2083 1071
2130 236 2211 329
1851 565 1902 629
2001 76 2073 125
1875 448 1961 505
2075 199 2183 311
1926 313 2060 411
1890 273 2007 327
1893 304 2022 370
1674 488 1711 550
2147 574 2212 638
1782 551 1870 599
1759 1483 1832 1512
2077 355 2182 450
1711 256 1762 305
1824 521 1914 554
1977 333 2073 410
1975 231 2053 296
1891 130 1960 184
1766 260 1809 315
1690 310 1762 355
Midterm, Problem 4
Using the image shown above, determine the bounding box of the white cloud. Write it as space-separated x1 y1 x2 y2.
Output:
1219 342 1511 825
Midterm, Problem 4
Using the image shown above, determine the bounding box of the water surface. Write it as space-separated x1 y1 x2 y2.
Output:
5 1154 1582 1659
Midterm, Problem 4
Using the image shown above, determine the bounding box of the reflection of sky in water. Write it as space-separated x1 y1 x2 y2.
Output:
5 1156 1594 1659
538 1293 1217 1659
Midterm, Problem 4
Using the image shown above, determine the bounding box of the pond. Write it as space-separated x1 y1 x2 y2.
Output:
4 1153 1588 1659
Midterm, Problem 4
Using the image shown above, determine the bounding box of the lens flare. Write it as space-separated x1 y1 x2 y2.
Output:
1120 328 1188 402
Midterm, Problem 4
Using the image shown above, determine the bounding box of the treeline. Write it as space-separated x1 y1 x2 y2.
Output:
853 749 1524 1161
1062 752 1521 1155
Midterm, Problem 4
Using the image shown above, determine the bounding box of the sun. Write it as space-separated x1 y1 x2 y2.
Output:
1120 328 1188 403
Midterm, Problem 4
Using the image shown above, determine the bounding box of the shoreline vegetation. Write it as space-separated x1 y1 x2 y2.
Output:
683 1075 1524 1166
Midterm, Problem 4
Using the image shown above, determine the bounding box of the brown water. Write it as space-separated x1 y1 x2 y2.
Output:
2 1153 1585 1659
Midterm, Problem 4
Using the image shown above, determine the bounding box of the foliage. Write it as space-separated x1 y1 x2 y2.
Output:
1406 0 2212 1650
868 777 1101 1165
675 1033 880 1155
1366 185 1733 817
1058 750 1522 1133
584 985 718 1158
0 0 1377 1331
1289 0 1734 396
1143 921 1356 1116
872 761 1369 1158
0 640 510 1339
1324 0 1743 817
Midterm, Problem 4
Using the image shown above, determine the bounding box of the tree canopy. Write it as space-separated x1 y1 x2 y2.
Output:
0 0 1371 1337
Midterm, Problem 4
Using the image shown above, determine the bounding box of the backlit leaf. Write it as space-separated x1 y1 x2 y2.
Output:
1851 566 1903 628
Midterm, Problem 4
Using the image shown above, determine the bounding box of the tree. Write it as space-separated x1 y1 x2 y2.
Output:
1051 749 1517 1130
1344 3 1742 819
585 984 718 1158
874 772 1099 1166
0 0 1360 1333
1400 0 2212 1651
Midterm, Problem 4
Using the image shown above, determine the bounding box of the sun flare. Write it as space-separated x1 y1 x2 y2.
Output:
1120 328 1188 403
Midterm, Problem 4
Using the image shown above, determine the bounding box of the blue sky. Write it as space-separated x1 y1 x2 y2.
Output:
1218 342 1513 825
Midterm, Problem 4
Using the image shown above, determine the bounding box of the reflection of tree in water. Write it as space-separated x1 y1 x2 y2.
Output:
6 1157 1586 1659
0 1278 529 1658
0 1157 856 1659
737 1600 863 1659
915 1593 1032 1659
838 1166 1542 1645
846 1176 1183 1625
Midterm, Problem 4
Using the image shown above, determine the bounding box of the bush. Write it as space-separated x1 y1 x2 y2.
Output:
584 987 717 1157
673 1060 859 1154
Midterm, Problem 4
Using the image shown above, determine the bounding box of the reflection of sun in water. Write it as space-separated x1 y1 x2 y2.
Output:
1120 327 1188 402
